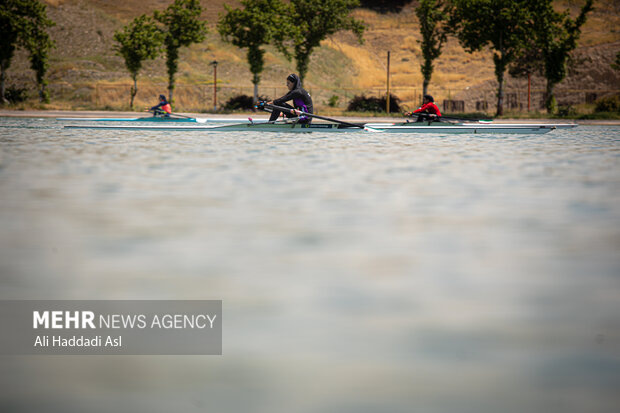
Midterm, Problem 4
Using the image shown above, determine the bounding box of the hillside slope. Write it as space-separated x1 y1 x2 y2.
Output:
6 0 620 113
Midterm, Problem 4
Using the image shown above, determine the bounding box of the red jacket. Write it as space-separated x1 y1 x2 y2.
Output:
414 102 441 116
151 101 172 114
161 103 172 114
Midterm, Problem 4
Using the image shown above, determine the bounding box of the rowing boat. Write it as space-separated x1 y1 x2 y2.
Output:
57 116 199 122
64 120 576 134
57 116 269 124
366 122 579 130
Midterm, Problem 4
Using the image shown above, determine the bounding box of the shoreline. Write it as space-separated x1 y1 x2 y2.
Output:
1 109 619 125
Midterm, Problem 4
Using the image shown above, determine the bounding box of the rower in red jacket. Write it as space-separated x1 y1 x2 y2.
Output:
407 94 441 122
149 94 172 117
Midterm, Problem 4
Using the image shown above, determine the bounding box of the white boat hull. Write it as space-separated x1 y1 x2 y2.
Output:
64 121 576 134
57 116 269 124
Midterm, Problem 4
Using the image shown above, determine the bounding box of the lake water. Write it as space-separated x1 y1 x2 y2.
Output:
1 117 619 413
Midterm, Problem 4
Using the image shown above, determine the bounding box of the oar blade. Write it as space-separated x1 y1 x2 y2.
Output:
363 126 383 133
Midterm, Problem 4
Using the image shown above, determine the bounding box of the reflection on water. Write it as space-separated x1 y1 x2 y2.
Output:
1 118 619 412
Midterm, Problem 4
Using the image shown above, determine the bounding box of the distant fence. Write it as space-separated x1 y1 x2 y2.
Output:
442 89 620 113
43 82 620 113
443 100 465 112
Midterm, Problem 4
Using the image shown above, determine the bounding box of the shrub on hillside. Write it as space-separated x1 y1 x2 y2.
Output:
327 95 340 107
223 94 268 111
5 86 29 104
594 94 620 113
578 111 620 120
347 94 401 113
359 0 412 13
557 105 577 117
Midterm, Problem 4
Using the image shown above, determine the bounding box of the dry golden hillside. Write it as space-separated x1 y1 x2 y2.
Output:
6 0 620 113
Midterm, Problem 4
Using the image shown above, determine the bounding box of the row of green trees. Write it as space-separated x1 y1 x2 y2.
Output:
0 0 55 104
114 0 364 109
416 0 594 115
114 0 207 108
220 0 595 115
0 0 207 108
217 0 364 105
0 0 601 116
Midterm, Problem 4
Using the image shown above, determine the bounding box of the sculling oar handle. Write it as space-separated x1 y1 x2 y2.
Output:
256 102 368 130
403 111 439 119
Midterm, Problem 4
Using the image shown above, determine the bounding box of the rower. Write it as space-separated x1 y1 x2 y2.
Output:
266 74 313 124
148 94 172 117
405 94 442 122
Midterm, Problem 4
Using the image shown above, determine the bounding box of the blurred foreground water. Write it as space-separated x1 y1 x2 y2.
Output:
1 118 619 413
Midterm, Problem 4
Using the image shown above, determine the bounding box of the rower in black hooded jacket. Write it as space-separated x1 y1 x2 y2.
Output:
267 74 313 124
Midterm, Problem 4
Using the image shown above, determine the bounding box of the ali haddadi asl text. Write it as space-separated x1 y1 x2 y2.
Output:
34 335 121 348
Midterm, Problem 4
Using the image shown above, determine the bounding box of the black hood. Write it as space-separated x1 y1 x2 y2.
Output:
287 73 301 89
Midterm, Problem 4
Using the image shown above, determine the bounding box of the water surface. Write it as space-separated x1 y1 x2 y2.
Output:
1 117 619 413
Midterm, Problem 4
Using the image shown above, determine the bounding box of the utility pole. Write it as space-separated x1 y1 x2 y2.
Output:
527 72 531 112
211 60 218 111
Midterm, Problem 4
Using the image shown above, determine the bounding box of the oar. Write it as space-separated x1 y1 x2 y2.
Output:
404 111 492 123
167 112 192 119
161 112 210 123
172 113 211 123
439 115 493 123
260 103 381 132
143 109 204 123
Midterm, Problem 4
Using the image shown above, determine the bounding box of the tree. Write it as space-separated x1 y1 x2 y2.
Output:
448 0 530 116
509 37 544 79
415 0 447 98
114 15 163 109
0 0 54 104
528 0 593 113
26 24 55 103
154 0 207 103
279 0 366 83
218 0 290 105
508 39 543 112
